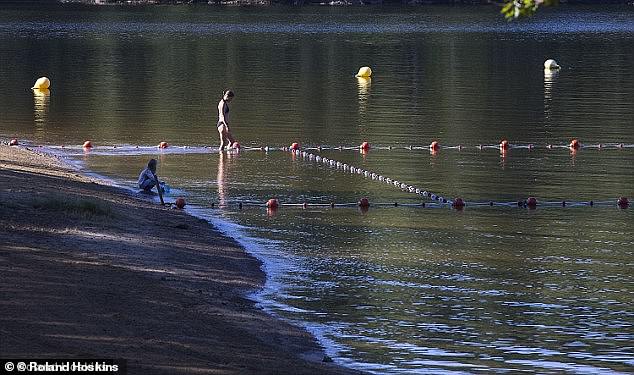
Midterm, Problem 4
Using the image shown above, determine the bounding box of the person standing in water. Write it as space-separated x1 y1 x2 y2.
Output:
217 89 236 151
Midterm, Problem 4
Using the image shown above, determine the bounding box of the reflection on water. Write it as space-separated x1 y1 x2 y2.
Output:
33 88 49 136
2 4 634 374
217 151 239 208
357 76 371 120
543 69 557 121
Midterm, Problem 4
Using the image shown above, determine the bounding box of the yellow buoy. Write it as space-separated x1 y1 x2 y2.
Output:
355 66 372 78
31 77 51 90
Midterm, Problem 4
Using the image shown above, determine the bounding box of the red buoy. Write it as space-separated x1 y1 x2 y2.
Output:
617 196 629 209
266 198 279 209
83 140 93 149
358 197 370 208
232 141 241 150
527 197 537 208
360 141 370 151
175 197 186 209
452 198 465 209
569 139 580 150
500 139 509 151
290 142 300 151
9 139 18 146
158 141 169 149
429 141 440 151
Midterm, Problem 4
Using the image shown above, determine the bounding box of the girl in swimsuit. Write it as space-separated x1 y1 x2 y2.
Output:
217 89 236 151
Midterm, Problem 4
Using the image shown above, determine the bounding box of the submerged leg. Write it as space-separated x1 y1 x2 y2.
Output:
225 129 235 146
218 128 226 150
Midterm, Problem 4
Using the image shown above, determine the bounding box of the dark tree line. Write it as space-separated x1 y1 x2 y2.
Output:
2 0 630 4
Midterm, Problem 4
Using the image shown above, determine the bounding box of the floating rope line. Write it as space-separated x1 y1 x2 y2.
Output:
297 144 634 151
294 142 634 152
21 138 634 155
179 198 628 212
283 139 634 152
260 143 634 152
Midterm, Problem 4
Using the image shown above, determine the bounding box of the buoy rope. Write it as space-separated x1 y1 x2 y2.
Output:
302 143 634 151
256 143 634 152
28 141 634 152
184 199 623 210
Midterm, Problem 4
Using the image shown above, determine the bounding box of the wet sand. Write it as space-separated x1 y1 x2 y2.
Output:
0 144 362 374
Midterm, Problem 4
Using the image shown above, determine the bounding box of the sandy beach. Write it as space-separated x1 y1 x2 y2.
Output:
0 144 361 374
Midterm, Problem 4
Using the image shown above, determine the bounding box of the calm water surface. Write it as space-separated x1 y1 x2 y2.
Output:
1 4 634 373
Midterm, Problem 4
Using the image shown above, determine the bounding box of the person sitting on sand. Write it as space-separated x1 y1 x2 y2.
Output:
217 89 236 151
138 159 162 193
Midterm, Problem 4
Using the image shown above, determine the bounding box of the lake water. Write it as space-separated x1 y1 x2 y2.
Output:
1 3 634 373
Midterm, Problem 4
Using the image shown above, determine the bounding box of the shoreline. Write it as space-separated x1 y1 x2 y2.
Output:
0 143 362 374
